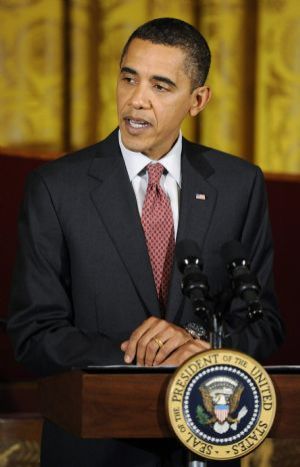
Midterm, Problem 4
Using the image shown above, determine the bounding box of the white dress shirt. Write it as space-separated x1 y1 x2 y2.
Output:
118 131 182 237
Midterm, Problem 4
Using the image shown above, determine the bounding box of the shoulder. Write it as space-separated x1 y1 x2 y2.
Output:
34 130 119 181
21 130 120 211
183 139 264 188
183 138 262 182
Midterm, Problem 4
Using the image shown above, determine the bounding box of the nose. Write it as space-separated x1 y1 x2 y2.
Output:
130 83 151 110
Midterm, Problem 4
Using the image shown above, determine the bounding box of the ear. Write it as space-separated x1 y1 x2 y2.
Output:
189 86 211 117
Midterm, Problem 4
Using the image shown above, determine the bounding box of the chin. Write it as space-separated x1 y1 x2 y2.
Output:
121 135 148 154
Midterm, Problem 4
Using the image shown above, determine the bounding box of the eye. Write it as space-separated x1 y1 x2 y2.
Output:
121 75 136 85
153 83 168 92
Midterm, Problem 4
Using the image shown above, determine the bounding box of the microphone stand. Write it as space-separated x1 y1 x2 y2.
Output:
211 312 223 350
187 299 223 467
187 454 208 467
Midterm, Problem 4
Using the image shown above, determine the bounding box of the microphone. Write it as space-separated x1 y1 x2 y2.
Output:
176 240 210 316
220 240 263 322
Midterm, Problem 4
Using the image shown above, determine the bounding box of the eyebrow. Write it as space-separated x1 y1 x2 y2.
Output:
152 75 177 88
120 66 138 75
120 66 177 88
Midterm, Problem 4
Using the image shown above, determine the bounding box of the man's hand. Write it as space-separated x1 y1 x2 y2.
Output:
121 316 210 366
156 338 210 366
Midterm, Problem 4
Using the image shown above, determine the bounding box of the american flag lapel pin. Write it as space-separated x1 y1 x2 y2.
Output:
195 193 206 201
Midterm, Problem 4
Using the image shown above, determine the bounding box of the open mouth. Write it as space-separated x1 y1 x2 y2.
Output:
125 118 151 129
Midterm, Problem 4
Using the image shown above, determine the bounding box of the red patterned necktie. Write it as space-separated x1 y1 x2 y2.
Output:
141 163 175 309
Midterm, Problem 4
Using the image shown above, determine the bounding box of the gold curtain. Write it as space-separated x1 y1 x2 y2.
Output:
254 0 300 173
198 0 256 161
0 0 299 172
0 0 64 152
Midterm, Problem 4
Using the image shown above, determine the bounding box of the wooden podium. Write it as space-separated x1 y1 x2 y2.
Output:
39 369 300 439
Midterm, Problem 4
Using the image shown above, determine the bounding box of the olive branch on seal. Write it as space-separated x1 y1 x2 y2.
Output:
196 405 210 424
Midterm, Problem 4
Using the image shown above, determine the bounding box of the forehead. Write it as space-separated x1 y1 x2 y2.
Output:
121 38 187 78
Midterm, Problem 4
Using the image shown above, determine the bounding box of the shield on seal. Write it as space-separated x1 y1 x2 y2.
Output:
215 404 229 422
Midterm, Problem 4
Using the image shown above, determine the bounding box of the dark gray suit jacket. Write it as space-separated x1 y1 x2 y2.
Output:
8 130 283 466
9 129 283 374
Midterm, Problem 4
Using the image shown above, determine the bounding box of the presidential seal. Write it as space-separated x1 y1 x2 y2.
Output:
166 349 276 461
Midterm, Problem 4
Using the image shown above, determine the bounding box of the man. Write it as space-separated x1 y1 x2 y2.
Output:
8 18 283 467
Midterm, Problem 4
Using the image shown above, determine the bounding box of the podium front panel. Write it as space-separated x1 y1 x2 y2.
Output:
40 371 300 439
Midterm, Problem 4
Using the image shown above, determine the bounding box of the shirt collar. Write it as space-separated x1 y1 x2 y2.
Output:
119 130 182 187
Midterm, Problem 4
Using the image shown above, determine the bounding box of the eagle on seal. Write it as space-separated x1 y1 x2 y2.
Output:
199 382 244 425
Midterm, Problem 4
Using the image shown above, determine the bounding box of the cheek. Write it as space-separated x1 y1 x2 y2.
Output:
117 88 129 110
156 102 188 129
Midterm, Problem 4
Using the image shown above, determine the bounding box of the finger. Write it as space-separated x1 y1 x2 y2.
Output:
121 340 128 352
199 340 211 350
124 317 161 364
153 333 192 365
142 336 165 366
143 324 191 366
136 320 168 365
151 326 194 365
159 340 210 366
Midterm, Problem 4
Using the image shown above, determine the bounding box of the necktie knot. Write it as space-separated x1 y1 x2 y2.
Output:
147 163 164 186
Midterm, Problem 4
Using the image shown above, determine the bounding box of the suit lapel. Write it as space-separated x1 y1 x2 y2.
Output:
88 131 160 317
166 139 217 322
87 132 218 322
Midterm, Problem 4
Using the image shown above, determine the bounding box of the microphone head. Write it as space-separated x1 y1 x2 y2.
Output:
220 240 247 265
176 240 203 273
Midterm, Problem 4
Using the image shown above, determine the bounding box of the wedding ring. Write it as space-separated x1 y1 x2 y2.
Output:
153 337 164 349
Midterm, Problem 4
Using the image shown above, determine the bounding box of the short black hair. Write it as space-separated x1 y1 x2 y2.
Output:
120 17 211 89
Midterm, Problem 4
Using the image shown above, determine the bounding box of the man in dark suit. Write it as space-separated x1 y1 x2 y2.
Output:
8 18 283 466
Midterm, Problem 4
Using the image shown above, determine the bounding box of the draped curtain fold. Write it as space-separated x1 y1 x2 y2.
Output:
0 0 299 171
